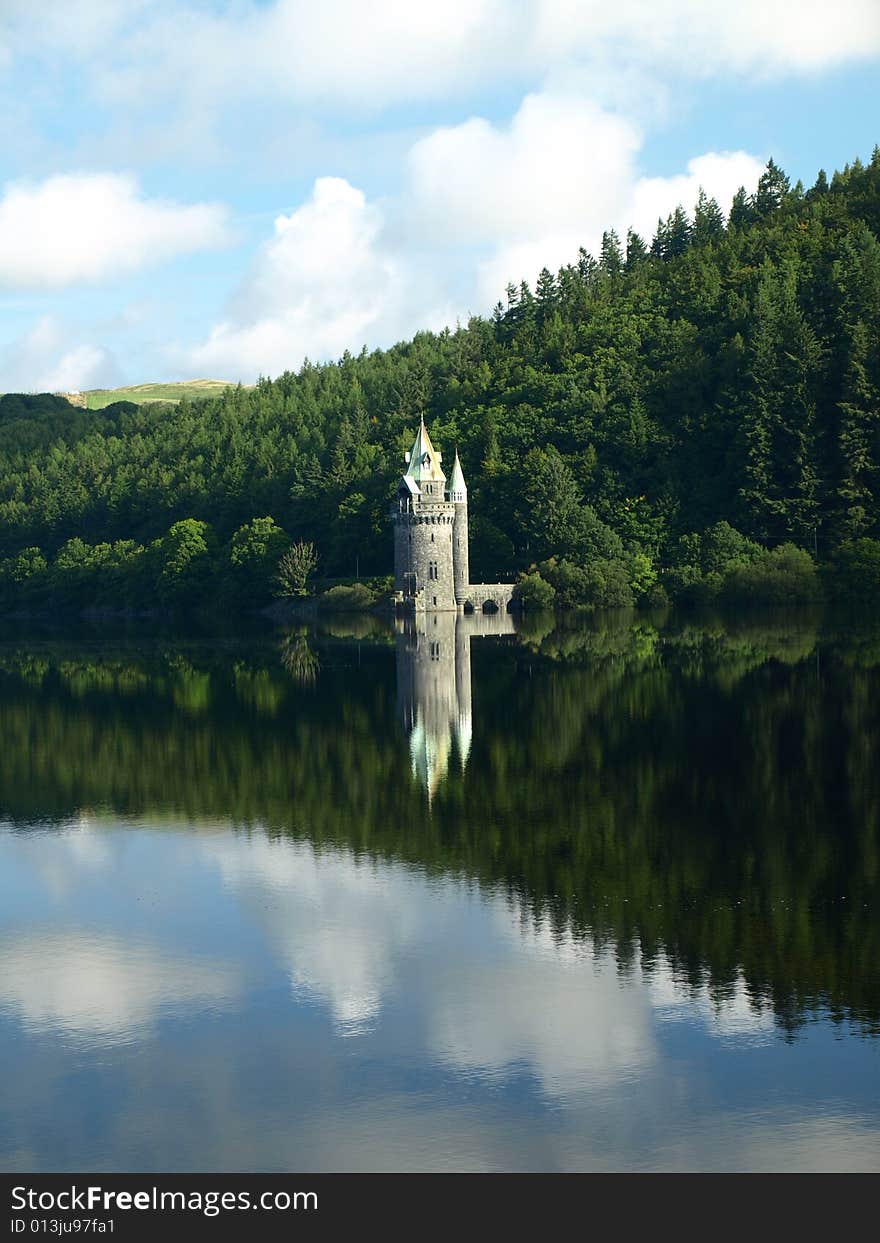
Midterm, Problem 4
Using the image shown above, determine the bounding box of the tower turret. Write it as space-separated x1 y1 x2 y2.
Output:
448 449 469 606
391 419 457 610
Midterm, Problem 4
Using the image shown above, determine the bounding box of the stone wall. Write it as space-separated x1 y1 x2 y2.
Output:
392 505 457 609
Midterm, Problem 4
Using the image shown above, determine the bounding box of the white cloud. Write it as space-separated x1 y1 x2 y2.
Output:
629 150 768 242
533 0 880 78
72 1 512 114
243 0 509 108
182 97 768 381
0 172 229 289
407 91 765 302
0 316 117 393
185 176 421 380
200 832 659 1087
7 2 878 121
409 94 640 247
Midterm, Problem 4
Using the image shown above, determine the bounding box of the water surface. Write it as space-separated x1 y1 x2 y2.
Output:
0 610 878 1171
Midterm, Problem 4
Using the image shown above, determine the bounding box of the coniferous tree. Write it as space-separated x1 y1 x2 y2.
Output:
625 229 649 270
835 320 880 539
693 189 725 246
754 158 791 218
666 206 693 257
807 169 829 201
600 229 624 276
739 265 821 543
729 186 754 230
535 267 558 322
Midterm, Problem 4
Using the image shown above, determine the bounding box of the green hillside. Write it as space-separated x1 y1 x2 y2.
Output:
67 379 245 409
1 149 880 615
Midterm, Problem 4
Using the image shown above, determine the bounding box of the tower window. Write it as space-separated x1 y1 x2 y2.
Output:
429 560 439 580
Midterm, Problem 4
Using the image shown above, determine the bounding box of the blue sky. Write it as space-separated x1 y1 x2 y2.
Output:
0 0 878 391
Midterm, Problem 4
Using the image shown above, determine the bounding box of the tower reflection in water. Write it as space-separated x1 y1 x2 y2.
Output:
396 611 517 801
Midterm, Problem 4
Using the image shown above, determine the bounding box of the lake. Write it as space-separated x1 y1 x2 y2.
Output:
0 608 878 1171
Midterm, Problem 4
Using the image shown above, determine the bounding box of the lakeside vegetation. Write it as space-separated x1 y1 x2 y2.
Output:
2 150 880 614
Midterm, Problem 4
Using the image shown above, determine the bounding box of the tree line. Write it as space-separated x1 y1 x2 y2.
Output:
2 149 880 613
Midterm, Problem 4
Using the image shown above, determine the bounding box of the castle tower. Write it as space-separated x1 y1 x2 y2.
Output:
448 449 469 606
391 419 457 611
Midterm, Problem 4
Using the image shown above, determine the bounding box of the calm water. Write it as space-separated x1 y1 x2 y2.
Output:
0 609 878 1172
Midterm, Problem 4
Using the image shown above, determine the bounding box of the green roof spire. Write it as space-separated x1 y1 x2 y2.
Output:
404 418 445 485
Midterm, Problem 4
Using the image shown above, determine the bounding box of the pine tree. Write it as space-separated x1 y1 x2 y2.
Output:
693 189 725 246
599 229 624 276
625 229 648 270
754 158 791 218
729 186 754 230
577 247 597 280
835 321 880 539
739 265 821 542
650 216 669 259
805 169 828 202
535 267 558 321
666 206 692 257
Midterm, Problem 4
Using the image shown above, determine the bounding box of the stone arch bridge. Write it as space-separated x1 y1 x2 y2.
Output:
460 583 517 615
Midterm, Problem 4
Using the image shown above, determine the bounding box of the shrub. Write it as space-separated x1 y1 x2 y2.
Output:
701 521 763 575
641 581 670 609
580 559 635 608
665 522 768 604
318 583 376 612
515 571 556 610
1 546 47 586
721 543 820 604
627 550 657 600
538 556 634 608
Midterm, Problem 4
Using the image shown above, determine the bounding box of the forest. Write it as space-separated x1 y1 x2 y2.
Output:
1 148 880 615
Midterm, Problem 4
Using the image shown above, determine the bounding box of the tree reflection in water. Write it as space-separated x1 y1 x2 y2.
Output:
0 606 877 1039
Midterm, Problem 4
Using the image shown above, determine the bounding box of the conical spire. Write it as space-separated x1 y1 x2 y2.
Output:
405 418 445 484
448 447 467 500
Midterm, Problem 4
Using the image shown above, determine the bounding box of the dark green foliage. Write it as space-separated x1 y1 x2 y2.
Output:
1 148 880 613
721 543 821 604
536 556 635 609
226 516 291 604
693 189 725 247
155 519 214 604
515 570 557 610
825 537 880 600
665 520 810 605
318 582 376 611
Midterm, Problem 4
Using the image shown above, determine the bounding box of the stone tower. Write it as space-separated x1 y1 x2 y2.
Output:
391 420 457 611
391 418 515 616
448 448 469 606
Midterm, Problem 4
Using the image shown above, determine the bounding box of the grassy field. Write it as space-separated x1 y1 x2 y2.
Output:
64 379 245 409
